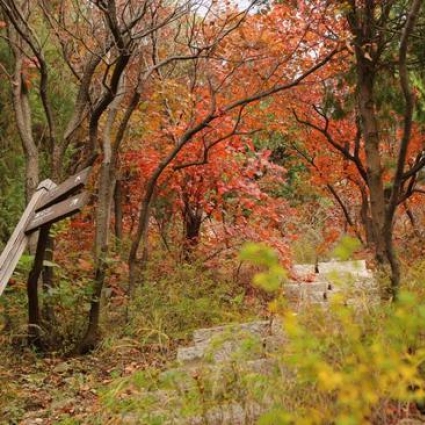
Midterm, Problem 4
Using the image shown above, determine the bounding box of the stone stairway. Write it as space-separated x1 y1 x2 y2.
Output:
119 319 286 424
286 259 379 309
116 260 377 424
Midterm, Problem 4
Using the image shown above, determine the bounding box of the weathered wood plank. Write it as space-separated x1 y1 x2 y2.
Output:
25 191 89 234
36 166 91 211
0 180 56 296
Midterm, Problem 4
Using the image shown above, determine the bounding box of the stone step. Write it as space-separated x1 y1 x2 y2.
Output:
318 259 371 278
192 320 271 346
121 401 263 424
284 277 379 309
292 260 371 280
159 358 281 392
284 281 329 305
119 359 286 424
176 401 262 425
177 320 285 364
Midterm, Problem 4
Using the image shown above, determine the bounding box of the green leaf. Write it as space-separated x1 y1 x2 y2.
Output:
332 236 361 261
240 242 279 267
253 265 286 292
240 243 286 292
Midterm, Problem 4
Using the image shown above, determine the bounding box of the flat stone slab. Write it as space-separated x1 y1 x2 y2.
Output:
121 401 262 425
192 321 271 345
318 259 371 278
177 320 285 364
181 401 262 425
292 263 317 280
176 344 208 363
284 281 329 304
160 358 281 392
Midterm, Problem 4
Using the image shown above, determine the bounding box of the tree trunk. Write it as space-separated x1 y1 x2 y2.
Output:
77 161 114 354
128 190 153 296
349 3 391 277
404 203 421 238
114 178 124 245
356 70 387 263
8 28 40 252
77 58 129 352
76 261 107 354
383 222 400 299
359 191 374 248
182 199 203 262
27 224 51 350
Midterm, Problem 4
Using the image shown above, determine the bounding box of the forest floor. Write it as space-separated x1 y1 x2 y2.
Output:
1 334 179 424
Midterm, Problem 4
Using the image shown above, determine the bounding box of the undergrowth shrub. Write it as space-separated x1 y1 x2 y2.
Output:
0 248 95 353
124 259 260 347
0 153 25 248
0 253 35 337
250 242 425 424
260 291 425 424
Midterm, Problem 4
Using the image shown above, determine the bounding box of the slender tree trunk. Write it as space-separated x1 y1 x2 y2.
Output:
41 235 56 330
128 188 154 296
27 224 51 349
127 146 189 294
356 71 387 263
77 51 132 351
349 4 391 279
78 122 117 353
40 148 67 337
182 200 203 262
8 27 40 252
404 203 421 238
383 222 400 299
77 161 115 354
360 193 375 248
76 256 107 354
114 178 124 245
25 152 40 203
